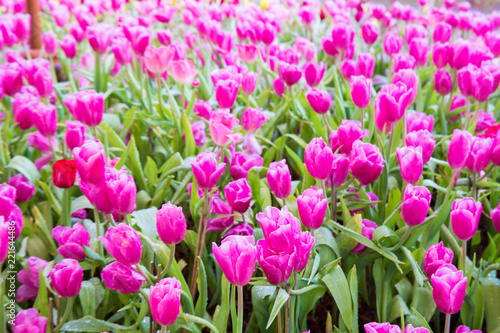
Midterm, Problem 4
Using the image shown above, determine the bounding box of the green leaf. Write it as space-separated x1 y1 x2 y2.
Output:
79 281 96 317
322 265 353 332
7 155 41 183
33 267 49 320
401 247 425 287
182 113 196 157
266 288 289 329
481 277 500 333
132 207 158 239
99 122 126 150
195 258 208 320
348 266 359 333
127 136 147 191
84 246 105 265
214 275 231 333
144 156 158 192
70 196 93 213
36 181 62 216
61 315 139 332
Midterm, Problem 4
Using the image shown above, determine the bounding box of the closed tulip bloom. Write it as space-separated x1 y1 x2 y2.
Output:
16 257 49 302
257 206 301 253
191 120 206 147
129 26 151 56
485 32 500 57
33 104 57 137
149 278 182 326
230 152 263 180
267 160 292 199
407 112 434 133
104 168 137 215
257 238 295 285
304 61 325 87
356 53 375 78
394 54 417 75
297 186 327 229
405 325 430 333
52 159 77 189
455 326 482 333
350 141 385 185
401 184 431 226
362 22 378 45
49 259 83 298
42 32 57 55
1 63 23 96
351 219 378 254
156 202 186 245
52 223 90 261
448 130 473 170
59 35 77 59
101 262 146 294
224 179 252 213
294 231 314 272
273 77 286 97
306 89 332 114
451 198 482 240
241 108 266 133
406 130 436 164
472 67 494 102
215 79 239 109
340 60 356 80
14 309 48 333
213 235 257 286
101 224 142 266
157 29 172 45
383 31 403 56
86 23 112 54
327 154 350 188
491 206 500 233
350 76 371 109
434 22 453 43
63 90 104 127
396 146 423 184
241 71 258 95
8 174 35 203
465 137 492 173
33 68 54 98
434 69 453 96
236 43 258 63
364 322 403 333
409 38 429 67
144 45 174 75
192 151 226 190
432 43 451 68
73 140 106 185
13 92 38 130
431 264 467 314
111 37 132 66
209 110 241 146
374 82 413 123
337 120 369 155
193 100 212 120
305 137 334 180
278 62 302 86
449 39 471 70
423 242 454 278
392 70 419 101
169 59 197 85
207 197 234 232
65 120 86 150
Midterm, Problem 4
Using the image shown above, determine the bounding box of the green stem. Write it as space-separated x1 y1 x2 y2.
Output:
285 285 290 333
401 110 407 146
54 297 74 333
360 107 364 130
237 286 243 333
62 187 72 227
157 74 167 120
331 187 337 222
182 313 220 333
387 226 412 252
461 240 467 273
160 326 167 333
472 173 477 201
160 244 175 278
95 53 101 92
93 206 103 257
440 95 448 136
443 170 457 205
444 313 451 333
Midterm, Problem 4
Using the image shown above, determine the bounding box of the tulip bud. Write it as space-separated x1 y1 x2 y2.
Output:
101 262 146 294
241 108 266 133
156 202 186 245
192 151 226 190
33 67 54 98
349 141 385 185
209 110 242 147
351 219 378 254
356 53 375 78
472 67 494 103
52 222 90 261
374 82 413 123
364 322 403 333
434 22 453 43
144 45 174 75
305 137 334 180
396 146 423 184
432 43 450 68
63 90 104 127
207 197 234 231
273 77 286 97
340 60 356 80
236 44 258 64
169 59 197 85
401 184 431 226
149 278 182 326
8 174 35 203
448 129 473 171
213 235 257 286
65 120 86 150
304 61 325 87
256 238 295 285
49 258 83 298
267 160 292 199
1 63 23 96
59 35 77 59
350 76 371 109
408 38 429 67
241 71 258 95
42 32 57 55
431 264 467 314
33 103 57 137
278 62 302 86
383 31 403 56
337 120 369 155
362 23 378 45
466 137 492 173
434 69 453 96
101 224 143 266
104 168 137 215
491 206 500 233
306 89 332 114
224 179 252 213
451 197 482 240
52 159 77 189
423 242 454 278
449 39 471 70
406 130 435 164
297 186 327 230
14 309 48 333
73 140 106 185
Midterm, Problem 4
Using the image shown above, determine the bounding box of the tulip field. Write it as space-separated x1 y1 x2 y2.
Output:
3 0 500 332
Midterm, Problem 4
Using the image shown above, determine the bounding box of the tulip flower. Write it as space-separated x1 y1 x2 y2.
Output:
431 264 467 314
49 258 83 298
337 120 369 155
33 68 54 98
13 91 38 130
406 112 434 133
303 61 325 87
306 89 332 114
294 231 314 272
341 60 356 80
59 35 77 59
33 104 57 137
466 137 492 173
327 153 350 188
256 238 295 285
349 141 385 185
361 23 378 45
491 205 500 233
449 39 471 70
65 120 86 151
256 206 301 253
101 224 143 266
1 63 23 96
236 44 258 63
207 197 234 231
405 325 430 333
86 23 112 54
434 23 453 43
16 257 49 302
192 151 226 190
448 130 473 171
213 235 257 286
267 160 292 199
101 262 146 294
383 31 403 56
149 278 182 327
156 202 186 245
209 110 242 146
8 174 35 203
144 45 174 74
230 152 263 180
406 130 435 164
356 53 375 78
102 168 137 215
241 71 258 95
52 223 90 261
305 137 334 180
451 197 482 241
401 185 431 226
277 61 302 86
52 159 77 189
241 108 266 133
396 146 423 184
224 179 252 214
493 131 500 166
351 76 371 109
455 326 482 333
14 309 48 333
169 59 197 85
393 53 416 73
364 322 403 333
435 69 453 96
423 242 454 278
432 43 450 68
63 90 104 127
352 219 378 254
297 186 327 229
374 82 413 123
273 77 286 97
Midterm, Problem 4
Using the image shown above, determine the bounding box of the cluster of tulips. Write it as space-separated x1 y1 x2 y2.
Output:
2 0 500 332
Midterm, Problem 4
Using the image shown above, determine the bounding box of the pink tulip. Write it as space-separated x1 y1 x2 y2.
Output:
230 152 263 180
383 31 403 56
448 129 473 171
213 235 257 286
157 29 173 45
435 69 452 96
401 184 431 226
59 35 77 59
14 309 48 333
236 43 258 64
241 108 266 133
42 32 57 55
406 112 434 133
431 264 467 314
351 219 378 254
192 151 226 190
273 77 286 97
466 137 492 173
361 23 378 45
209 110 241 146
306 89 331 114
331 24 355 52
101 223 142 266
267 160 292 199
349 141 385 185
63 90 104 127
491 205 500 233
144 45 174 75
13 91 38 130
256 238 295 285
157 202 186 245
0 63 23 96
224 179 252 213
337 120 369 155
364 322 402 333
374 83 413 123
449 39 471 70
297 186 327 229
455 326 482 333
52 223 90 261
241 71 257 95
451 197 482 240
101 262 146 294
396 146 423 184
49 258 83 298
65 120 86 150
111 37 132 66
303 61 325 87
191 120 207 146
207 197 234 232
340 60 356 80
406 130 435 164
356 53 375 78
16 257 49 302
149 278 182 326
327 153 350 188
350 76 371 109
8 174 35 204
169 59 197 85
305 137 334 180
278 61 302 86
423 242 454 278
33 104 57 137
129 26 151 56
492 131 500 166
73 140 106 185
409 38 429 67
405 325 430 333
86 23 112 54
294 231 314 272
394 53 416 73
215 79 239 109
434 22 453 43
